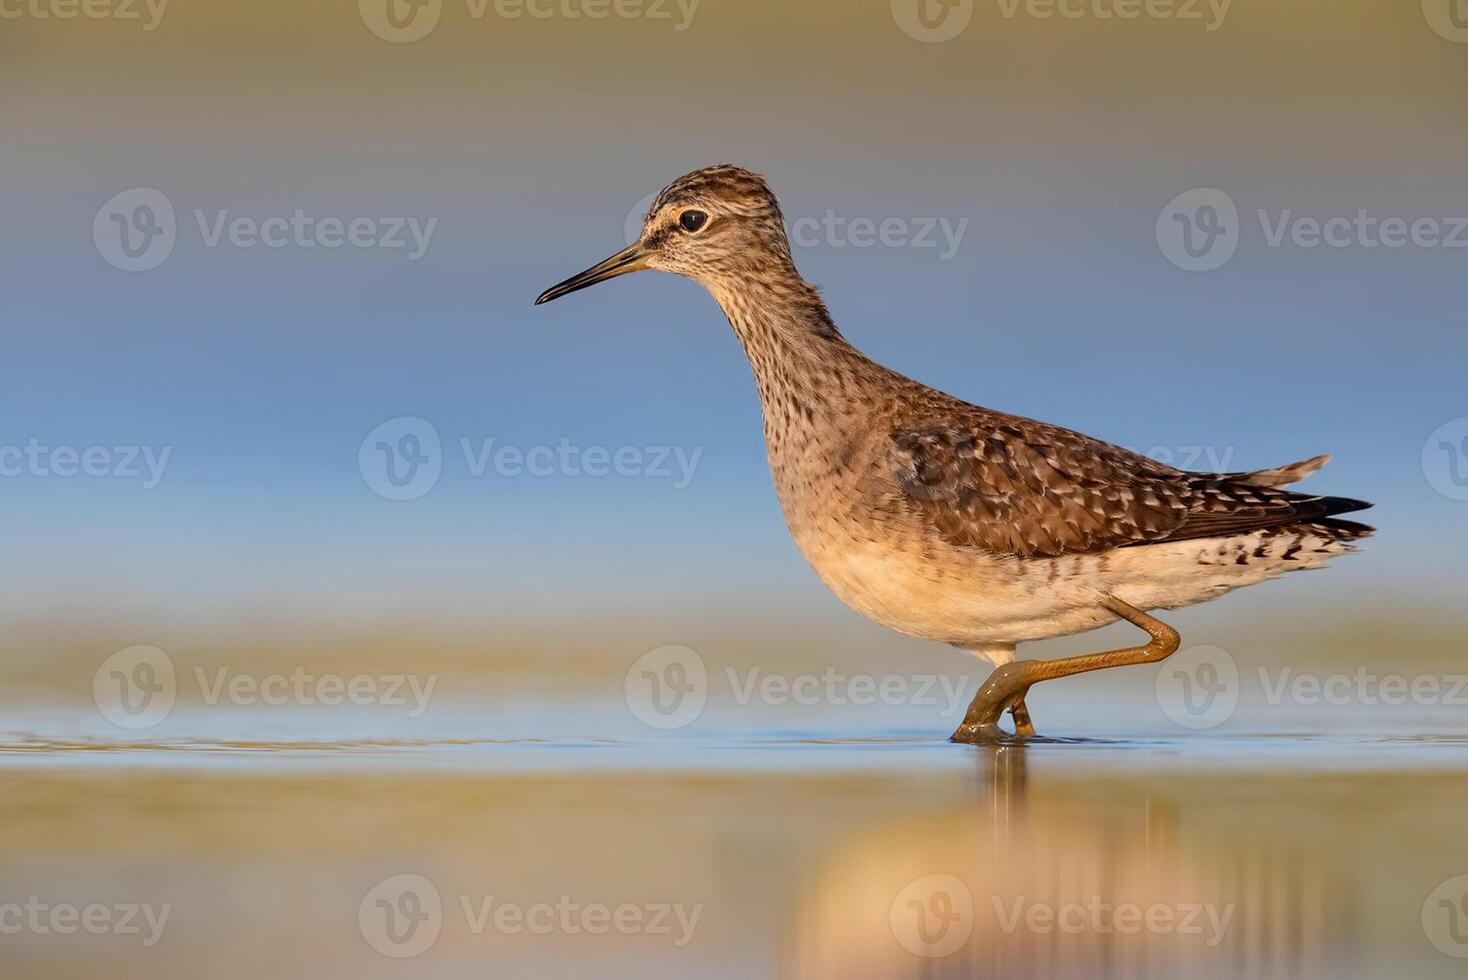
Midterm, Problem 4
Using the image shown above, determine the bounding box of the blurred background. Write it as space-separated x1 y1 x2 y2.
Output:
4 0 1466 666
2 0 1467 976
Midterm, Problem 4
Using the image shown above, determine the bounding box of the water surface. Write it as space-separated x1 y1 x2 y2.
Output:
2 715 1466 978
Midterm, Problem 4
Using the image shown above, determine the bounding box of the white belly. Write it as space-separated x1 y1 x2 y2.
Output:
792 525 1357 647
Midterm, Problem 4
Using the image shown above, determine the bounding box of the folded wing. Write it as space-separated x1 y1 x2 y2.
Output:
887 421 1370 560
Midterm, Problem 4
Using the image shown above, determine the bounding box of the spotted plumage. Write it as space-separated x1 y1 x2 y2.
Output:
887 414 1370 558
536 164 1374 738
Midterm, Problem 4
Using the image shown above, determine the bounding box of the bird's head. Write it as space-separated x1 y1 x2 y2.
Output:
535 165 793 306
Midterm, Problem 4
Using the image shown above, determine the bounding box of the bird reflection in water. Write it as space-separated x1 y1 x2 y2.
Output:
782 746 1352 979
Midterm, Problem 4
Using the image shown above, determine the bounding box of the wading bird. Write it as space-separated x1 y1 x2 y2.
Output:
536 165 1372 742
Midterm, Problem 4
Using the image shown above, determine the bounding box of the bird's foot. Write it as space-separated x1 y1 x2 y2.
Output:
949 720 1023 744
951 663 1037 743
951 718 1009 742
949 710 1037 743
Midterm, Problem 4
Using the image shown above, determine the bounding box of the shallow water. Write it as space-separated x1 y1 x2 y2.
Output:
3 712 1468 978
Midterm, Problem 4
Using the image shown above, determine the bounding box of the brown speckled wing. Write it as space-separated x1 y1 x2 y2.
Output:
888 418 1367 559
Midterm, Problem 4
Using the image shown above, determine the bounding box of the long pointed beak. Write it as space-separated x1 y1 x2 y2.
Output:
535 243 652 306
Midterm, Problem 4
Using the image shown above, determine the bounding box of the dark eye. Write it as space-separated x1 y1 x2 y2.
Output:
679 210 709 233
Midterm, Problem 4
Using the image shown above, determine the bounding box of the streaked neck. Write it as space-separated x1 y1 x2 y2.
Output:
704 266 877 427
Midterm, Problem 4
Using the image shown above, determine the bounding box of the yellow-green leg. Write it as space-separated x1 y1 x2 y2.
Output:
951 596 1181 743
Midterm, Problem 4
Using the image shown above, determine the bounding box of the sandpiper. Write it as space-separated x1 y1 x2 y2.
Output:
536 165 1373 742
